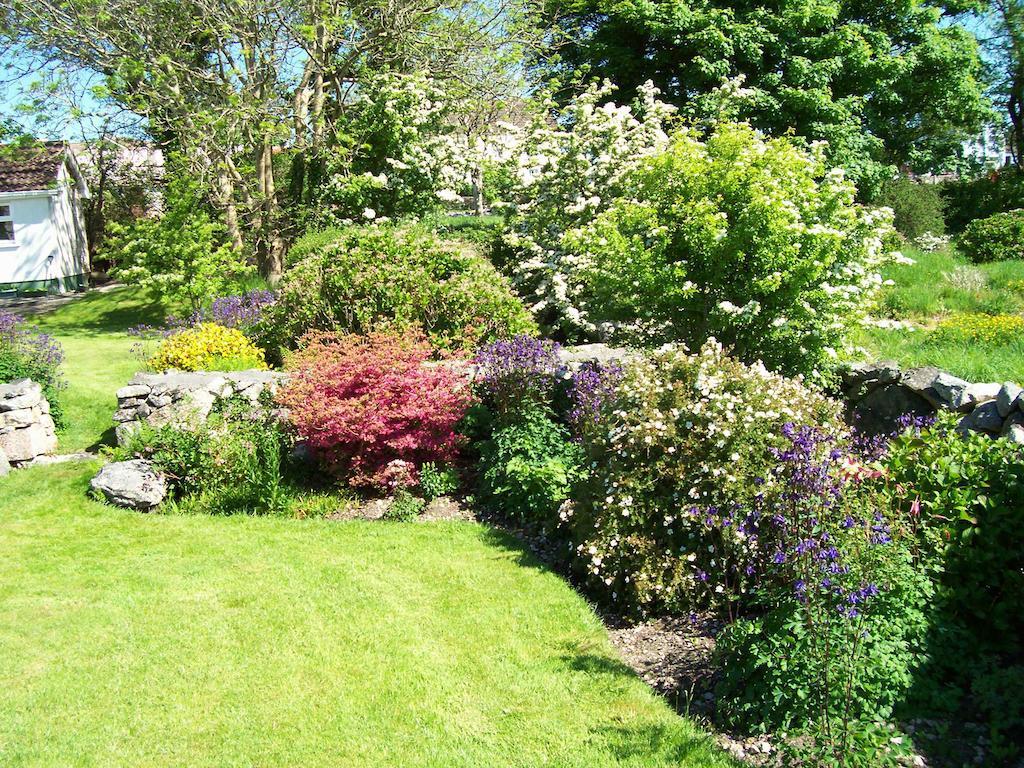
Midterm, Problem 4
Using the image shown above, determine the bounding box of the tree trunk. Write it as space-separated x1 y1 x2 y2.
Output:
255 140 285 283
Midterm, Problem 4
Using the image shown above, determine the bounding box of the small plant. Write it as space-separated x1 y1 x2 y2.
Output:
278 330 474 489
942 265 987 293
956 209 1024 263
477 405 583 524
418 462 460 500
383 489 426 521
930 313 1024 344
0 310 66 428
147 323 268 372
473 335 560 421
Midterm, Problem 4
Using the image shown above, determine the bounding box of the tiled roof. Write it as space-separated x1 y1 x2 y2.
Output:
0 143 67 193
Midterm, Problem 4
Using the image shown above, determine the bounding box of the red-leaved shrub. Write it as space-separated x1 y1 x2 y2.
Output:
278 331 474 488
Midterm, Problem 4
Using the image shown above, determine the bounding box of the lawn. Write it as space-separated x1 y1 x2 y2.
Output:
857 245 1024 382
0 288 731 767
29 287 165 452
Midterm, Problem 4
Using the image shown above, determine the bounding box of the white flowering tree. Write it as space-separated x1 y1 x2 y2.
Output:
501 83 897 378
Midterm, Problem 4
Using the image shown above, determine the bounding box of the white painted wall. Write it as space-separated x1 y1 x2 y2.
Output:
0 193 56 286
0 165 89 290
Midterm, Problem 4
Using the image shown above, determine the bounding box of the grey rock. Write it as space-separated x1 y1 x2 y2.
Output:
1002 412 1024 444
929 372 972 410
147 393 173 408
997 382 1023 417
0 379 43 411
116 384 152 399
0 407 38 429
955 382 1002 412
0 448 9 476
899 366 944 393
558 344 638 369
114 422 141 446
0 422 57 462
112 408 138 424
842 360 900 398
90 459 167 509
959 401 1004 434
849 384 934 435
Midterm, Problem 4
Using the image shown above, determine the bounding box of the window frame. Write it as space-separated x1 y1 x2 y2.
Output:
0 203 15 245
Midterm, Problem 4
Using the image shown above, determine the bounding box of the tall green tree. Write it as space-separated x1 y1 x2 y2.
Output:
535 0 991 192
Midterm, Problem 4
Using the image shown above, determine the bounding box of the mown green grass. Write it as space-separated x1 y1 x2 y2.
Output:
861 246 1024 382
0 462 732 768
28 288 165 452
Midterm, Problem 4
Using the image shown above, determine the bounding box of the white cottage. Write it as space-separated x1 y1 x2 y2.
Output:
0 143 90 295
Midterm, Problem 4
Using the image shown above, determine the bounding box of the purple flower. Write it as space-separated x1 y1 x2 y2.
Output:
474 335 561 414
567 361 623 433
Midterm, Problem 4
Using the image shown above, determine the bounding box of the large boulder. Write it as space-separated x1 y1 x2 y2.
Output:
90 460 167 510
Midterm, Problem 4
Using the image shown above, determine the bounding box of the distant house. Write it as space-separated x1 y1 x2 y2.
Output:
0 143 91 295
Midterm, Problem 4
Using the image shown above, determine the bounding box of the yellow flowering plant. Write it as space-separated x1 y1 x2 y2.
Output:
148 323 268 372
931 313 1024 345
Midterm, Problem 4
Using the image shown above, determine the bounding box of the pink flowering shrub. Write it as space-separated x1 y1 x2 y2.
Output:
278 331 474 489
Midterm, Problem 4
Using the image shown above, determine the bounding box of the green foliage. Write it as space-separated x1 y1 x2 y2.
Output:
715 544 932 734
956 209 1024 263
943 169 1024 233
383 489 426 521
873 177 946 239
535 0 989 186
477 405 583 524
418 462 460 500
883 417 1024 755
118 397 287 514
271 225 535 353
0 312 66 429
105 171 254 311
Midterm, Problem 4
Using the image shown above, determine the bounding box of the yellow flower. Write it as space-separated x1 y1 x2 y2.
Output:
148 323 268 372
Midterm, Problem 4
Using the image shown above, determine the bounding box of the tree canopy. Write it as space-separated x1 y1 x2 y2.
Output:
535 0 991 192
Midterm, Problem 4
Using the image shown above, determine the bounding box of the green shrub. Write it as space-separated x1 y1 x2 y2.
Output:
106 171 253 312
942 169 1024 233
956 209 1024 263
383 489 426 521
119 397 287 513
271 225 536 353
874 176 945 239
477 406 583 524
418 462 460 500
883 416 1024 755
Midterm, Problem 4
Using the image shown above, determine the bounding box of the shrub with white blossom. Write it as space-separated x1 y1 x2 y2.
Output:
502 83 897 379
559 339 845 617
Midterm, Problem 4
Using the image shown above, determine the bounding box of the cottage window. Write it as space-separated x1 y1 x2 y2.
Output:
0 205 13 242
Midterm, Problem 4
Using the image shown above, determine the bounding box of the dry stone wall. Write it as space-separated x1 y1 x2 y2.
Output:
114 370 288 445
841 361 1024 442
0 378 58 467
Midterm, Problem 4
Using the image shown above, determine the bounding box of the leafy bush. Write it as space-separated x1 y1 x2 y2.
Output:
270 225 535 353
119 398 287 513
148 323 268 372
956 209 1024 263
418 462 460 500
561 340 844 616
942 169 1024 234
504 90 897 378
0 311 65 428
477 405 583 524
277 331 474 489
383 489 427 521
713 426 931 741
106 172 253 311
874 176 945 239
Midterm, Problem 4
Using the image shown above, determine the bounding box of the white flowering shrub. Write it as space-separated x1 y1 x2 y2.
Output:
502 86 896 379
559 340 844 616
311 72 474 225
